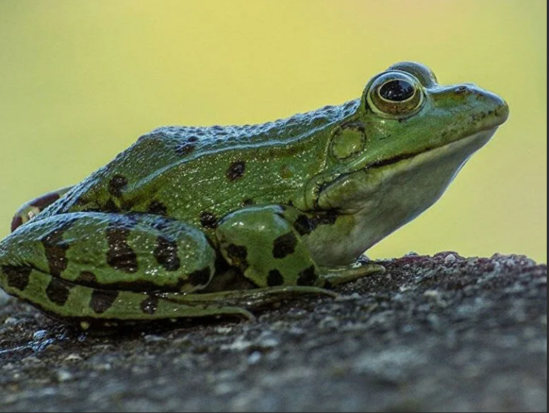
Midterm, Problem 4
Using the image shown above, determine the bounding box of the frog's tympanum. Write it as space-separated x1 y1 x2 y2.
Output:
0 62 508 329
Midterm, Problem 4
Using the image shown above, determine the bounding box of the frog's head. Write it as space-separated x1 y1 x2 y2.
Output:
299 62 509 252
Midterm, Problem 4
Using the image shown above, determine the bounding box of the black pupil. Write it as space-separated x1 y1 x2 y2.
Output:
379 80 415 102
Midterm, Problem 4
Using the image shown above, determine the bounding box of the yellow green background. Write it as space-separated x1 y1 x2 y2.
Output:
0 1 546 263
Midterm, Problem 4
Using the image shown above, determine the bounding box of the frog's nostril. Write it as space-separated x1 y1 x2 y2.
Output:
455 83 477 94
495 100 510 122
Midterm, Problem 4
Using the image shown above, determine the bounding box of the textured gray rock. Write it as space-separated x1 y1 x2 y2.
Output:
0 252 546 412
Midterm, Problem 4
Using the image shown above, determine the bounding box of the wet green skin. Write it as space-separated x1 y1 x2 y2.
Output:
0 62 508 329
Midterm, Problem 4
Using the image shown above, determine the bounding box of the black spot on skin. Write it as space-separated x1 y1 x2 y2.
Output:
120 200 137 211
30 192 61 210
45 277 73 306
76 271 98 286
90 289 119 314
140 295 159 315
106 225 138 273
2 265 31 290
41 220 76 277
154 236 181 271
242 199 254 207
294 214 313 236
199 211 218 229
267 269 284 286
293 211 339 236
272 232 298 259
297 265 318 286
226 161 246 181
225 244 249 270
187 136 199 143
10 215 23 232
318 210 338 225
108 174 128 198
175 143 196 156
104 199 120 212
188 267 211 286
148 200 168 216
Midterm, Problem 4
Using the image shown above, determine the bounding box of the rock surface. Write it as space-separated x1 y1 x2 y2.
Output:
0 252 546 412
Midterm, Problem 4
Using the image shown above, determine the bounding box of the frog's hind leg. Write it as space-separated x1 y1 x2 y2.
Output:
11 186 73 232
0 211 239 327
2 212 218 295
320 262 385 287
0 261 332 328
0 265 253 329
169 285 337 310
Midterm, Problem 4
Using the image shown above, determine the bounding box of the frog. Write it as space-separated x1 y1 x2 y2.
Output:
0 62 508 329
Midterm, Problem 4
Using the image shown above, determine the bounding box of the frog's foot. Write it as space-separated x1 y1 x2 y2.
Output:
167 285 337 310
319 262 385 287
11 186 73 232
0 263 255 329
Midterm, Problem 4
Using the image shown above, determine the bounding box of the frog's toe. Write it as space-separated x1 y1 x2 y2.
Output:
168 285 337 310
320 262 385 287
210 306 256 322
165 305 255 322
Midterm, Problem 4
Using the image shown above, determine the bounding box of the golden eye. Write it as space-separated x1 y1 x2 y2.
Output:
366 72 424 118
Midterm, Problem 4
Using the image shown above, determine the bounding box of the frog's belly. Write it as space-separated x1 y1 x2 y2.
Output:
307 128 497 266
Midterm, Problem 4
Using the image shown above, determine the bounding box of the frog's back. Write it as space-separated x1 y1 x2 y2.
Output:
147 100 359 159
41 100 359 221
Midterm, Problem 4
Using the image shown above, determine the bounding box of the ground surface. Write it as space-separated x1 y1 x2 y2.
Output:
0 252 546 412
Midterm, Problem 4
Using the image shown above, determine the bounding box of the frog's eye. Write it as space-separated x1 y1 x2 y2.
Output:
366 72 424 118
379 80 415 101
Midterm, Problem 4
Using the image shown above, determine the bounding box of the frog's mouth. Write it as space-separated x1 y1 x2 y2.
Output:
317 126 500 214
367 126 496 171
369 108 508 171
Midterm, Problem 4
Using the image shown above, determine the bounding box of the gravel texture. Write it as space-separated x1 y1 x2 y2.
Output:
0 252 546 412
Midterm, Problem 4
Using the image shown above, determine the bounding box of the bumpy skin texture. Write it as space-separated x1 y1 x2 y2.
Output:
0 62 509 329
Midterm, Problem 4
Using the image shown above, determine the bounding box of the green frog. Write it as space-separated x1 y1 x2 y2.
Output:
0 62 508 329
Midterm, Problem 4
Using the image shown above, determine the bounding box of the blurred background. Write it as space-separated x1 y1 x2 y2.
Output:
0 1 546 263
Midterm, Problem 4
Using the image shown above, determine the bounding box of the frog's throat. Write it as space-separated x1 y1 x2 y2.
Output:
322 124 496 216
305 127 498 263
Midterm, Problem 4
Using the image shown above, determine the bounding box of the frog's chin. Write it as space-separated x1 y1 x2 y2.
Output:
311 127 498 265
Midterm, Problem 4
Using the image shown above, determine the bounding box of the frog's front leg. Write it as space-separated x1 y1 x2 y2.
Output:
11 186 73 232
215 205 383 290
